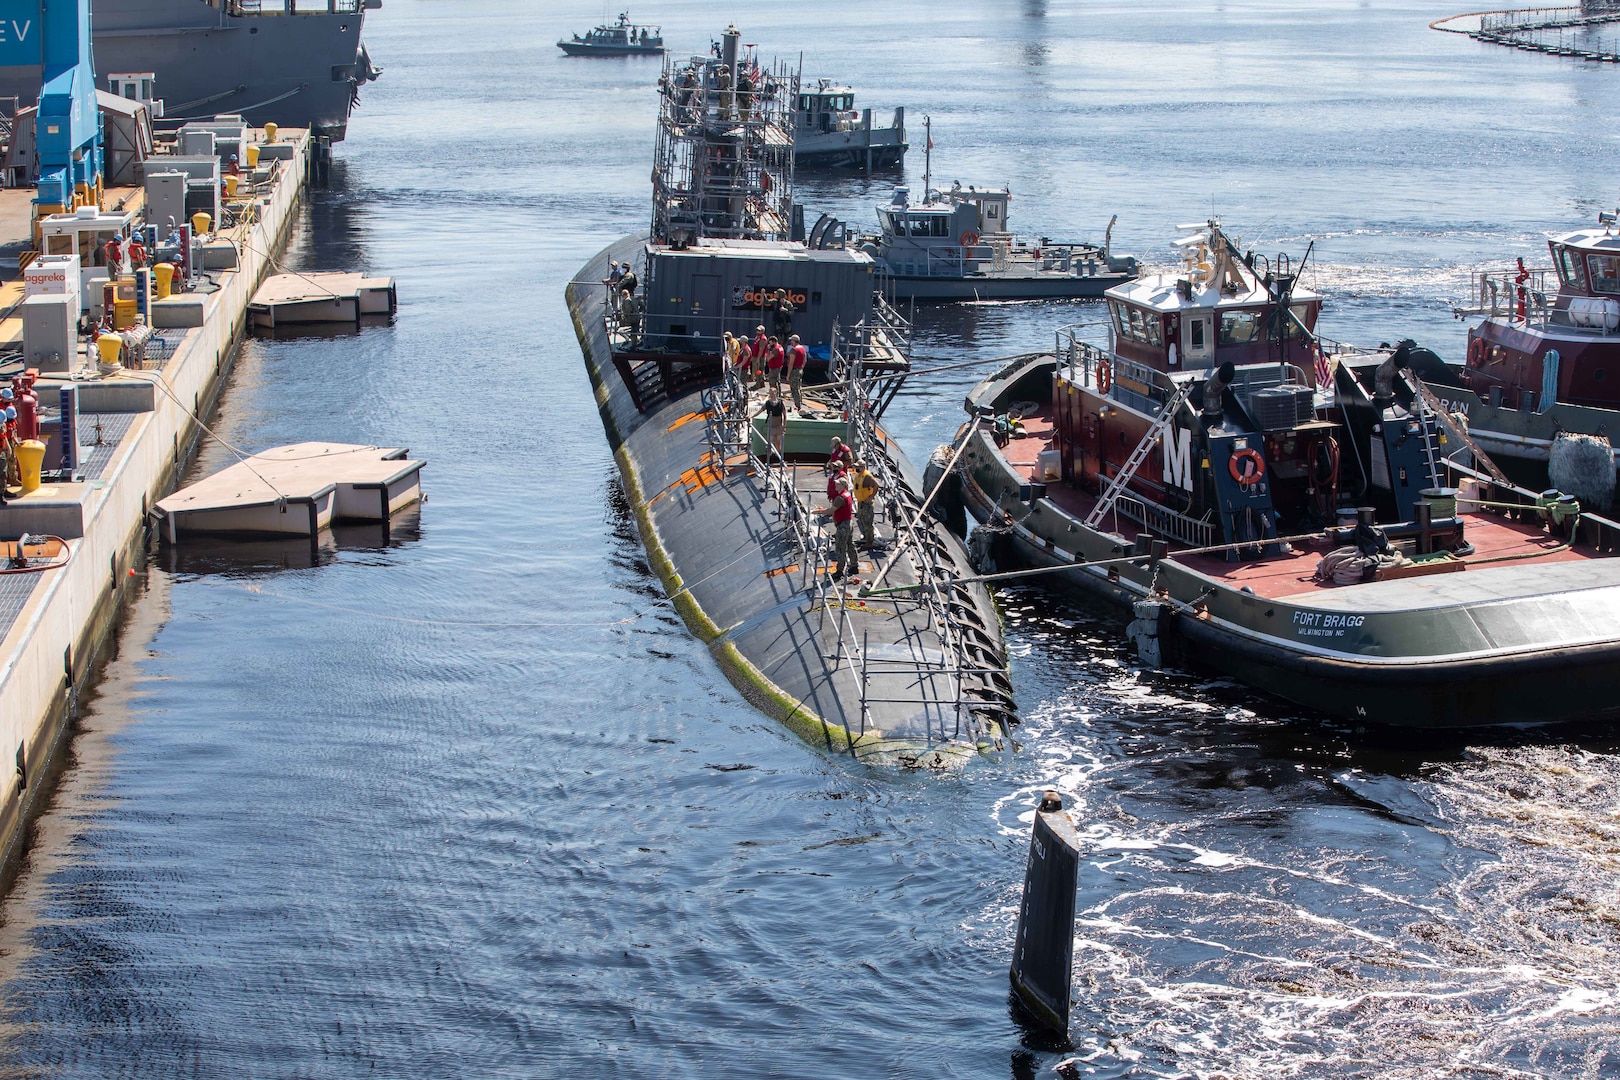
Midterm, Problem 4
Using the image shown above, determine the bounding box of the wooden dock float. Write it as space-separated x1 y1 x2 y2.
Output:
153 442 424 541
247 272 397 328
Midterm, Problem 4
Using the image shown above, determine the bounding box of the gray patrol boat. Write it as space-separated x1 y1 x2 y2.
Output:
833 121 1139 301
791 79 905 170
567 26 1016 766
0 0 380 142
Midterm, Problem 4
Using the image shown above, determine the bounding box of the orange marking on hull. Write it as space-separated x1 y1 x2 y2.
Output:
666 411 708 432
764 564 800 578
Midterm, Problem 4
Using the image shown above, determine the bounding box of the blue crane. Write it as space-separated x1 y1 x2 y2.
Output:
0 0 103 215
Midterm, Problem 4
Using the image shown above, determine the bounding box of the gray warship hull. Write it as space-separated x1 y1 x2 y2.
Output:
0 0 378 142
568 237 1016 765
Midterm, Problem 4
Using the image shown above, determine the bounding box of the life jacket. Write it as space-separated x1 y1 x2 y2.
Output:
831 491 854 524
790 344 807 370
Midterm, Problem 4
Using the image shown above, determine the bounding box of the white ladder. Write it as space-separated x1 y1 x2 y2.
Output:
1086 380 1194 529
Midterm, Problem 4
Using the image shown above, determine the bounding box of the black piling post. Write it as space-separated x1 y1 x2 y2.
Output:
1009 788 1079 1034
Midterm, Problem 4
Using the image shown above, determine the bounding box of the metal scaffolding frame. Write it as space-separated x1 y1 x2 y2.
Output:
650 30 798 245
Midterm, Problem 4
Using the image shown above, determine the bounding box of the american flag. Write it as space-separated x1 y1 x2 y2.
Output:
1313 343 1334 388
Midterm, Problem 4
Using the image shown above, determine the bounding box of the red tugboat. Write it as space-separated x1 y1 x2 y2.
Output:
944 221 1620 729
1437 210 1620 510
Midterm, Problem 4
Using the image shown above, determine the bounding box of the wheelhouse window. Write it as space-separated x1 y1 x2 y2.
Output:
1218 310 1263 345
1557 245 1589 290
1282 303 1311 339
1109 301 1161 346
1587 253 1620 295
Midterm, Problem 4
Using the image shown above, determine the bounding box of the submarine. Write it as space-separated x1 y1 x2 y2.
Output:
565 26 1016 766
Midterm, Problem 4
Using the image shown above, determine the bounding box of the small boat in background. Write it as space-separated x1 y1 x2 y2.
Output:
838 120 1138 301
558 13 666 57
792 80 906 169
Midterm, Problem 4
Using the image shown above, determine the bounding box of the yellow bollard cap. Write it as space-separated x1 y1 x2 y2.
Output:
263 122 278 143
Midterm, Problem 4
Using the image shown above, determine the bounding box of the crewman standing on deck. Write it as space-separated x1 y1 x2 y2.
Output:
852 460 880 548
827 436 854 475
771 288 794 341
830 477 858 579
765 335 785 393
787 334 807 412
750 325 768 388
759 386 786 462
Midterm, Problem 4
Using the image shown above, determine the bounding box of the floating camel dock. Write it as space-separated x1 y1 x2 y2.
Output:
153 443 424 541
248 271 397 328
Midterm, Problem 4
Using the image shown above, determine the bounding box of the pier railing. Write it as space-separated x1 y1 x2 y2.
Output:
1456 267 1620 337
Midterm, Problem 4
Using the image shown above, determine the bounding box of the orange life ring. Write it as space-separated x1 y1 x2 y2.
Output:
960 230 980 248
1228 447 1266 486
1467 335 1485 368
1096 359 1111 394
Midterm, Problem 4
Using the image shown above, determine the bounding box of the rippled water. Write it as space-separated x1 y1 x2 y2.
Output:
0 1 1617 1076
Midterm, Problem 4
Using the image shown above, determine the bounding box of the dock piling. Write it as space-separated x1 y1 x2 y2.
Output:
1009 788 1079 1034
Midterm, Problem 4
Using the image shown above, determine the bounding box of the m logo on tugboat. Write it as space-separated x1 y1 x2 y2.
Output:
1163 425 1193 490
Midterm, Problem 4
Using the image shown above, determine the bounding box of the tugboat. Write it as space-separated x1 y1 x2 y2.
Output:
566 27 1016 765
946 220 1620 729
1432 207 1620 512
846 121 1137 301
791 80 906 170
558 13 665 57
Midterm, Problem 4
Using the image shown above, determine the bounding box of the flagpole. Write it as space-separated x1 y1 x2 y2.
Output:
923 115 931 196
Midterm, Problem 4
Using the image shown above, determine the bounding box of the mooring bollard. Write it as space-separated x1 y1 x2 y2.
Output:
1009 788 1080 1033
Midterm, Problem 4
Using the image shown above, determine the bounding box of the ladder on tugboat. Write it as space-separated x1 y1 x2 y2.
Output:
1085 380 1194 530
1406 372 1513 486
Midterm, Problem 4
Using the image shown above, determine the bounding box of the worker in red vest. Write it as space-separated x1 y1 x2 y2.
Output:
104 236 123 279
765 335 786 393
749 325 768 389
787 334 808 412
829 476 858 579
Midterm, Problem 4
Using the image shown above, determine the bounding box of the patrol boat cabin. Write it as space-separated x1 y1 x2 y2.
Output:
792 80 907 169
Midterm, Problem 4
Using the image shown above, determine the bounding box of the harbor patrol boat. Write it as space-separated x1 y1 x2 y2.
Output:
949 221 1620 729
791 80 906 169
1424 208 1620 512
567 27 1015 765
557 13 665 56
841 126 1137 302
856 180 1138 301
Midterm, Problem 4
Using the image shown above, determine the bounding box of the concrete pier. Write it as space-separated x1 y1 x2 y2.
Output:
1010 789 1080 1034
0 129 310 872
